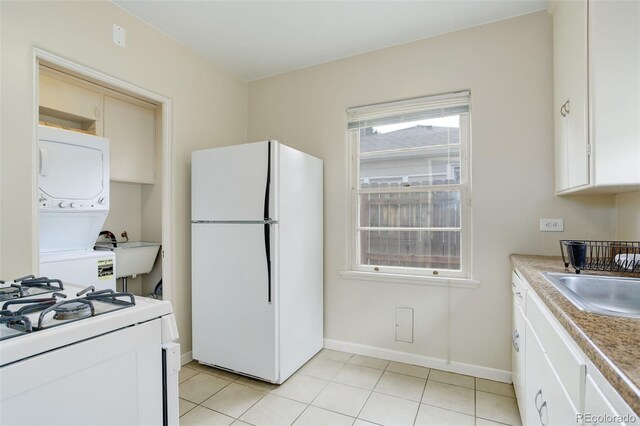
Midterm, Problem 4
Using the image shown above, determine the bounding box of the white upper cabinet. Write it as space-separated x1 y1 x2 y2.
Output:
552 0 640 194
553 0 589 192
103 95 156 184
39 71 103 134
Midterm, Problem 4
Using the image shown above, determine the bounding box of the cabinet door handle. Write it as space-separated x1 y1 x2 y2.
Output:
538 401 548 426
560 100 570 117
535 389 543 411
512 330 520 352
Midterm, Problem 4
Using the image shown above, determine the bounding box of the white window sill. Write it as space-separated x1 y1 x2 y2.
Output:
339 270 479 288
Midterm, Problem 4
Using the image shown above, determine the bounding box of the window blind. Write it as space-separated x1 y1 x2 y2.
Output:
347 91 470 130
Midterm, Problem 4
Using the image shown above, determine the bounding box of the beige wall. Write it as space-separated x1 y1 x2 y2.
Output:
0 1 248 356
248 11 616 373
616 192 640 240
102 182 143 294
101 181 148 296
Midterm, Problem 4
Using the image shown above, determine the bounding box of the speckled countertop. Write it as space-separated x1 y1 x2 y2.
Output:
510 254 640 416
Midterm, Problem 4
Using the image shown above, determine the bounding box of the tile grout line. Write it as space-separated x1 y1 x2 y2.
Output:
411 366 431 425
318 360 365 417
237 370 350 425
181 369 267 423
475 415 514 426
279 372 335 425
178 397 197 418
288 403 310 426
474 377 478 422
352 362 387 422
230 382 271 424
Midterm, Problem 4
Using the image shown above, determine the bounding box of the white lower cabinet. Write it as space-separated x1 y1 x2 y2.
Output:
512 271 527 422
512 268 637 426
525 321 580 426
584 359 637 426
585 374 620 425
512 300 526 414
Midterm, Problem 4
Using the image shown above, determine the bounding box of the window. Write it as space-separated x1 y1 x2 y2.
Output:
347 91 471 280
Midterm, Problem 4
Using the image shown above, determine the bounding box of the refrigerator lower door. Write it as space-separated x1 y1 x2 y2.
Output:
192 223 277 382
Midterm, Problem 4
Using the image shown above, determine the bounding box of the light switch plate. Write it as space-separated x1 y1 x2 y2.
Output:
113 24 126 48
540 218 564 232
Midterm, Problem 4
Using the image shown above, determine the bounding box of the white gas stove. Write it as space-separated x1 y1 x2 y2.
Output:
0 275 180 425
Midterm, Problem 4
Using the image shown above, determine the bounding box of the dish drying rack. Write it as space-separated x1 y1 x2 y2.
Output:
560 240 640 274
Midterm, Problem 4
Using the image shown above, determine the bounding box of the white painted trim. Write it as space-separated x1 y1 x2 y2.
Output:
31 48 174 305
339 270 479 288
181 350 194 366
31 54 40 273
324 338 512 383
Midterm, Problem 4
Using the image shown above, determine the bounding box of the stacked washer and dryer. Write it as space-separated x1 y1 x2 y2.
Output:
38 125 116 290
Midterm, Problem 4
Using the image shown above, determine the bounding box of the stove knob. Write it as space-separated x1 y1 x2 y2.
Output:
98 197 106 205
58 201 67 208
70 202 77 208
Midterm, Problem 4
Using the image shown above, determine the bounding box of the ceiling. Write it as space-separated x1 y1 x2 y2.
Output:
114 0 548 81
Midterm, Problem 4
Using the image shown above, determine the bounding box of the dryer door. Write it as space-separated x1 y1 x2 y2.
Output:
39 139 105 201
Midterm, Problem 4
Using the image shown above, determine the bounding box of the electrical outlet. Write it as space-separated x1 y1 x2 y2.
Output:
540 218 564 232
113 24 126 48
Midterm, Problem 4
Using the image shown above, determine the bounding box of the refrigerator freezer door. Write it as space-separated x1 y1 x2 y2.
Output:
192 141 275 222
192 223 277 382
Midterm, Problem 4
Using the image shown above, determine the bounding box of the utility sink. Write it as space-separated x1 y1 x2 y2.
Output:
542 272 640 319
96 241 161 278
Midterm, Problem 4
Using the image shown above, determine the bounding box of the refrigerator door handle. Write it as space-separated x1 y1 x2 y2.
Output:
264 223 272 304
263 140 271 221
264 140 272 304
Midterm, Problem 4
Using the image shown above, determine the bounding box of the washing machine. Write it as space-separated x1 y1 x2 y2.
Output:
37 125 116 290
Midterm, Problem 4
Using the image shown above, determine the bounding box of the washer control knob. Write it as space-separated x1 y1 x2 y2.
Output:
70 202 77 208
98 197 106 205
58 202 67 208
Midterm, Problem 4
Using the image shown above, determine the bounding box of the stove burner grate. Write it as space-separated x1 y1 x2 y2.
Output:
0 276 64 302
0 286 23 301
0 310 32 340
20 277 64 290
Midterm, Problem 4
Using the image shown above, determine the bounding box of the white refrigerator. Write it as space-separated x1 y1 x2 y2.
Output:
191 140 323 384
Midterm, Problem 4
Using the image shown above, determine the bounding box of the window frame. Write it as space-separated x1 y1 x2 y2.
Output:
345 92 473 282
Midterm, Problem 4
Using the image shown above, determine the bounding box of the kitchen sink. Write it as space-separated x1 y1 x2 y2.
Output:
542 272 640 319
95 241 160 279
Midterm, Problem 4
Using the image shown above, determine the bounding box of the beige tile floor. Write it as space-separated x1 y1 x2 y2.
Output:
179 349 522 426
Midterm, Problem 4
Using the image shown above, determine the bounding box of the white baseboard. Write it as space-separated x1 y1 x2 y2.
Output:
324 338 512 383
181 350 193 366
